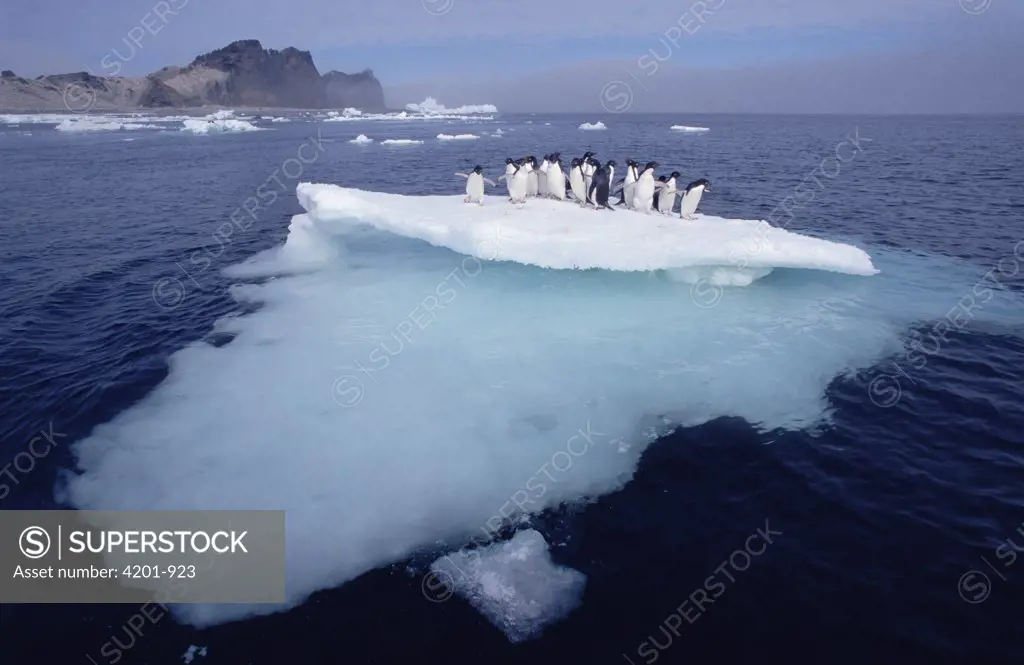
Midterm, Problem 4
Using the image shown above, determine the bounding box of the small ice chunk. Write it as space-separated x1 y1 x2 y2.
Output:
430 529 586 643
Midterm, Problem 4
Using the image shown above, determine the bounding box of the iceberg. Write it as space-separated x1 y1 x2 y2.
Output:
180 117 265 134
55 118 161 132
578 121 607 131
671 125 710 132
380 138 423 145
430 529 586 642
294 184 878 284
349 134 374 144
437 133 479 141
405 96 498 115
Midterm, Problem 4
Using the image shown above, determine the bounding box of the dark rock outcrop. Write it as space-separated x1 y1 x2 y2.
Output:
0 39 385 111
323 69 386 111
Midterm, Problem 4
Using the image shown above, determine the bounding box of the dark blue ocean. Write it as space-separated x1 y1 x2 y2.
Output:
1 111 1023 665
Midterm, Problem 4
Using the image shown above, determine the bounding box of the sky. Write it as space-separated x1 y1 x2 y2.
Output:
1 0 1022 112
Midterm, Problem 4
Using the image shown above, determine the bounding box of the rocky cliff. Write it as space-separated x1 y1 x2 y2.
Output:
0 40 386 111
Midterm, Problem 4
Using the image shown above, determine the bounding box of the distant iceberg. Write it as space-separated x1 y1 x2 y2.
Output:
294 184 878 284
671 125 710 132
55 118 161 132
578 122 607 131
380 138 423 145
437 133 479 141
349 134 374 144
405 96 498 115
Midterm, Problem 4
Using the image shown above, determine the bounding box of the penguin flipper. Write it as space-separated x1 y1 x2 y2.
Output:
483 178 497 187
611 181 624 194
497 175 507 182
454 173 470 178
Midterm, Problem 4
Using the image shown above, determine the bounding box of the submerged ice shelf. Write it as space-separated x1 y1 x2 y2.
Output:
296 184 878 284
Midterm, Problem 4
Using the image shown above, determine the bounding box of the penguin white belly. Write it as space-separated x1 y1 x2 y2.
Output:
623 180 637 209
465 173 486 202
659 178 677 214
537 163 549 196
583 164 594 202
633 176 656 212
503 164 516 197
510 171 529 202
547 166 565 199
569 169 586 202
527 169 539 197
679 186 705 218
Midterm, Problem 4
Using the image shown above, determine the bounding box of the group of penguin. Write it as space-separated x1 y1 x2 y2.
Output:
454 152 712 218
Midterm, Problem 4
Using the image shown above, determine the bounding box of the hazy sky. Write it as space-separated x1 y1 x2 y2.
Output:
1 0 1021 112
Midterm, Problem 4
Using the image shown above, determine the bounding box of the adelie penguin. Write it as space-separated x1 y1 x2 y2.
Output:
581 151 596 203
525 156 539 198
614 159 639 208
632 161 669 214
546 153 566 200
498 157 517 200
678 178 711 219
658 171 681 214
454 165 497 205
587 159 614 211
653 175 668 211
537 155 550 197
567 158 587 204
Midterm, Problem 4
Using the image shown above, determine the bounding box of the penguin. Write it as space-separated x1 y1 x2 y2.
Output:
614 159 639 208
537 155 550 197
581 151 596 203
632 161 667 214
568 158 588 204
658 171 680 214
509 158 530 204
525 156 539 198
653 175 667 211
498 157 517 200
454 165 497 205
546 153 566 200
678 178 712 219
587 159 614 211
605 160 617 191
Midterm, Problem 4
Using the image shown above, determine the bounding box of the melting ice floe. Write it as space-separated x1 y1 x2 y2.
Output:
380 139 423 145
671 125 710 132
67 186 1024 631
55 118 162 132
349 134 374 144
405 96 498 115
294 184 877 282
180 110 264 134
437 133 479 141
579 122 607 131
431 529 586 642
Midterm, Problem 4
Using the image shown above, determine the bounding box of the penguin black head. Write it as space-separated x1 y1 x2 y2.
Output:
658 175 667 182
606 160 617 168
570 157 581 168
670 171 681 179
473 165 483 174
504 157 514 165
551 151 560 160
687 178 712 192
528 156 537 166
643 161 659 172
591 159 602 171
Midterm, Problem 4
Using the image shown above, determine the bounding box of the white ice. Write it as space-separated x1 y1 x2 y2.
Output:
671 125 710 132
63 183 1024 630
437 133 479 141
380 139 423 145
294 184 878 282
180 117 264 134
405 96 498 115
349 134 374 144
578 122 607 131
181 645 208 663
430 529 586 642
55 118 162 132
270 117 292 123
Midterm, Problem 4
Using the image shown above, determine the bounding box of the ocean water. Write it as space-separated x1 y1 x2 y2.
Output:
1 111 1023 664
